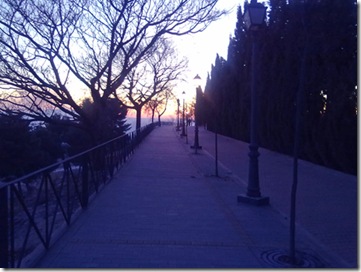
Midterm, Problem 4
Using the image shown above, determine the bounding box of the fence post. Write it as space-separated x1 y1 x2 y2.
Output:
81 158 89 209
0 185 9 268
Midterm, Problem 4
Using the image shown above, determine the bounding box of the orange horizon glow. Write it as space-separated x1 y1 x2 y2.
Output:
126 108 177 121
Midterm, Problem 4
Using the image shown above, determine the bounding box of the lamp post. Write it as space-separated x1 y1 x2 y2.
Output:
237 0 269 206
185 108 189 144
180 91 187 137
191 74 202 153
176 98 180 131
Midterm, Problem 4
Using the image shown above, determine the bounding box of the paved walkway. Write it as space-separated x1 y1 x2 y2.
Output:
35 125 357 268
187 125 357 268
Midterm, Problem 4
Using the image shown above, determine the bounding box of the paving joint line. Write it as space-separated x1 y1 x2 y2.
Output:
69 238 244 248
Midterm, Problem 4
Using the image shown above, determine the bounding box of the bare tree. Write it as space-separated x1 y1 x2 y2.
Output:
0 0 226 138
118 38 187 130
144 99 159 124
144 88 174 125
155 90 173 126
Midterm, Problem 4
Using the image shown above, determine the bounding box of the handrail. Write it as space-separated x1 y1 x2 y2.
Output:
0 123 156 268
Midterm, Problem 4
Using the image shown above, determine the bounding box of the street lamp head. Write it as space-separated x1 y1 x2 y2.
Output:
243 0 267 32
182 90 186 99
194 74 202 90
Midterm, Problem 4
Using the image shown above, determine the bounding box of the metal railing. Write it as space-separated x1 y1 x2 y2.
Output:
0 123 156 268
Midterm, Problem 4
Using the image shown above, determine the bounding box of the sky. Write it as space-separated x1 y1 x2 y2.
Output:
172 0 244 101
158 0 245 119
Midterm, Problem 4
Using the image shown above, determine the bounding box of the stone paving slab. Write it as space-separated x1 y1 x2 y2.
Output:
34 125 357 268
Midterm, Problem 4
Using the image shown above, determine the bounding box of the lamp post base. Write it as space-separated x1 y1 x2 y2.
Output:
237 194 269 206
190 145 202 149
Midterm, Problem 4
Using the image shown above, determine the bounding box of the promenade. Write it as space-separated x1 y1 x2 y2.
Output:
35 124 357 268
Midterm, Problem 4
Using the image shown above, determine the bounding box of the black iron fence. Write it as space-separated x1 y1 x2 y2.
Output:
0 123 156 268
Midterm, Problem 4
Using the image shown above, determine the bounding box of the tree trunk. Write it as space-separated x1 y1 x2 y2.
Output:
136 107 142 131
151 109 155 123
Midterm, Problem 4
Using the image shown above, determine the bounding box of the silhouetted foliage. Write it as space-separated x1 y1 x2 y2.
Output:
0 97 130 179
204 0 357 175
79 98 131 144
0 115 62 179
